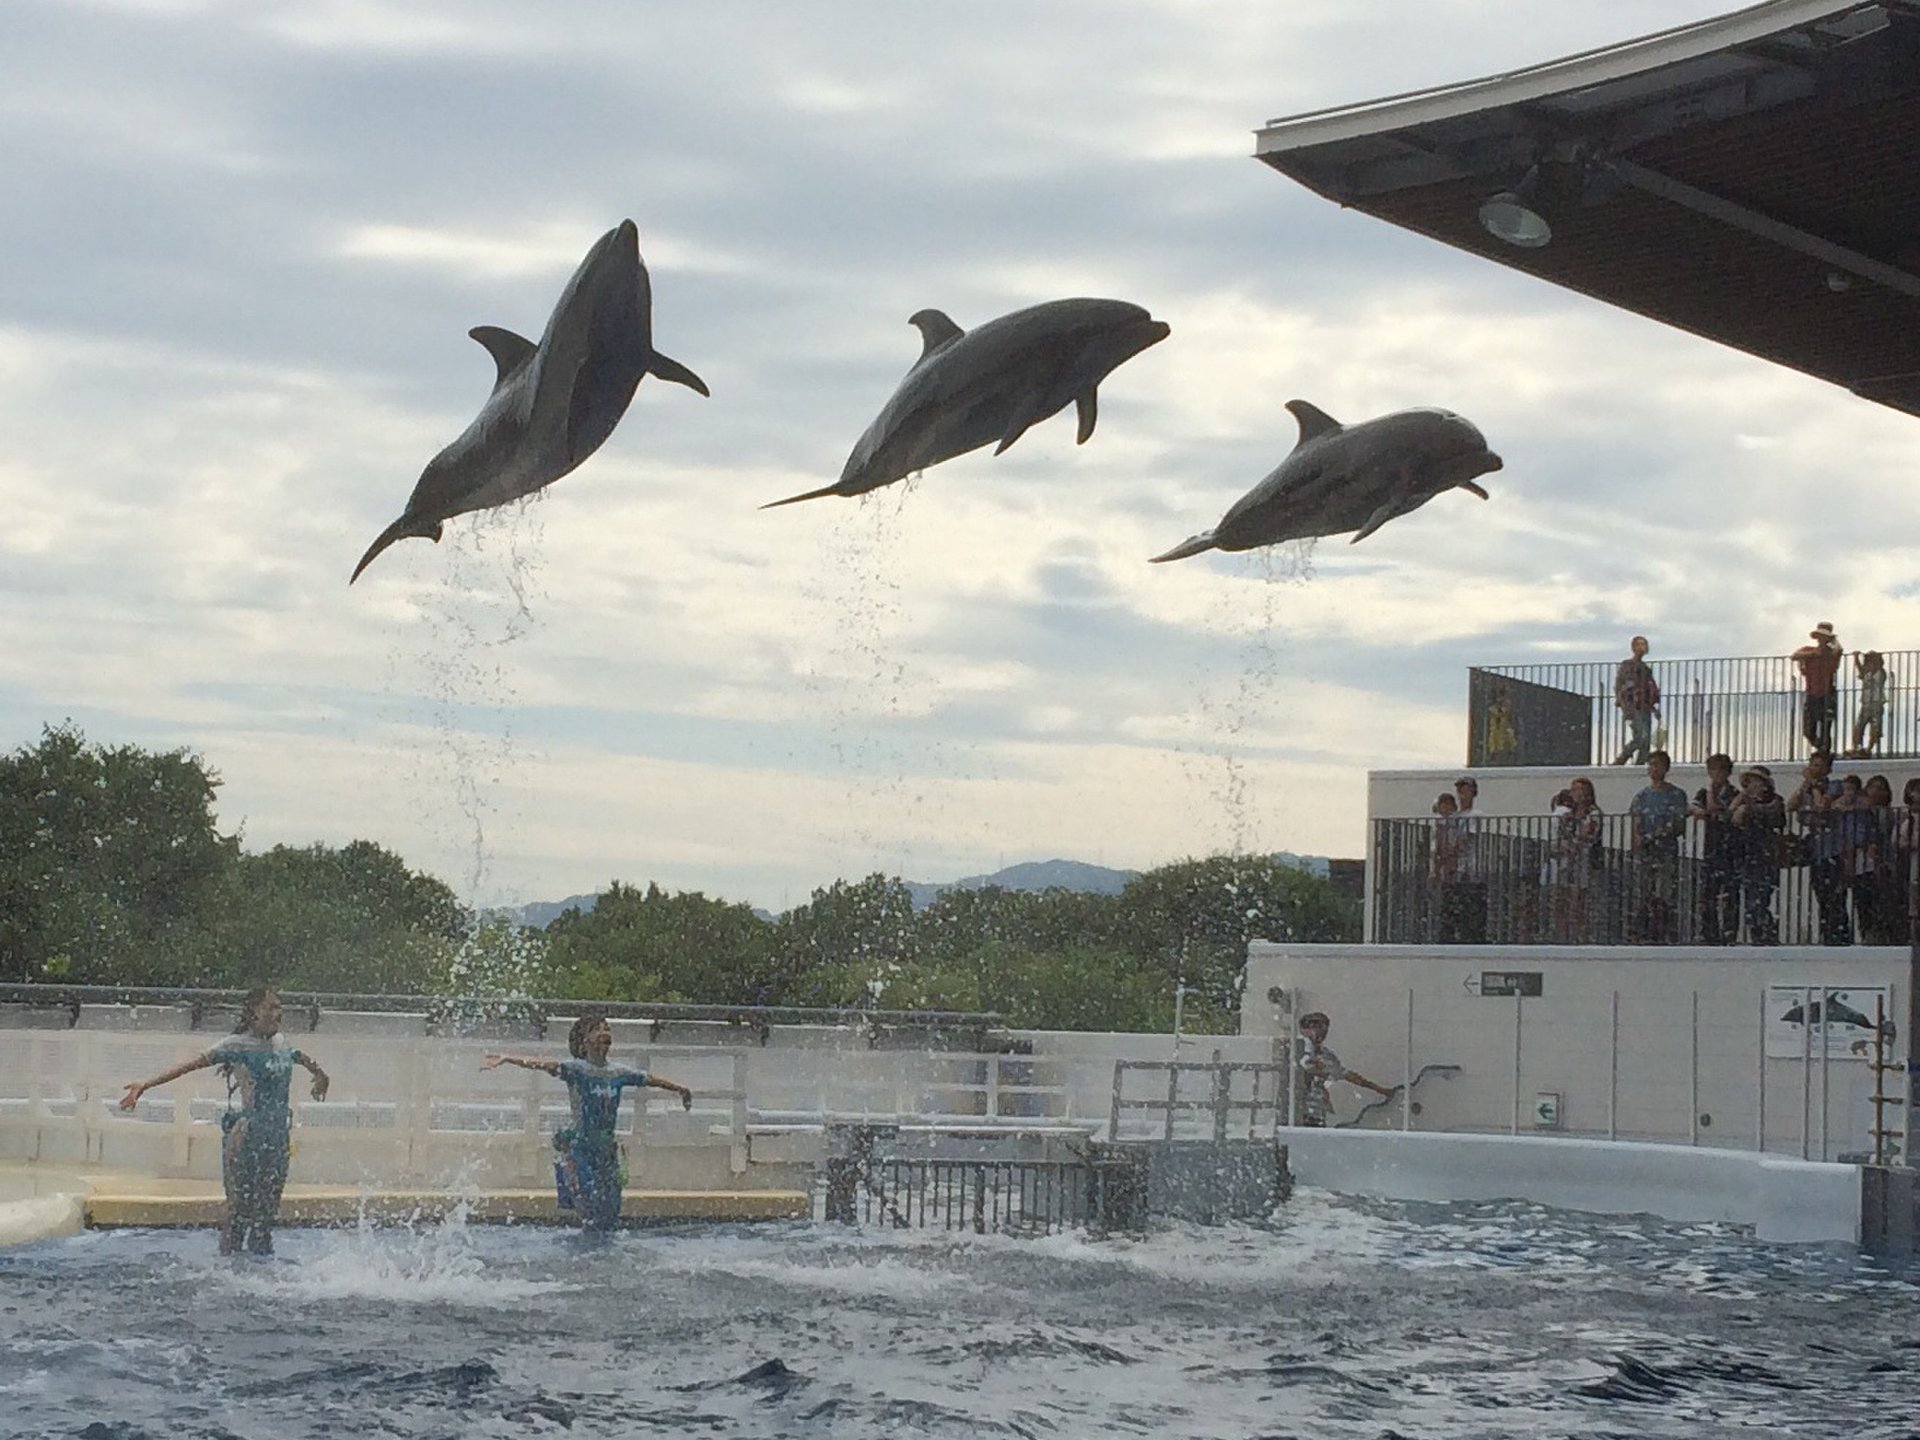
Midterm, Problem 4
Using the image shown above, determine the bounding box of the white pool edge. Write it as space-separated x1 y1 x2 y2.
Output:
0 1193 85 1248
1283 1129 1861 1244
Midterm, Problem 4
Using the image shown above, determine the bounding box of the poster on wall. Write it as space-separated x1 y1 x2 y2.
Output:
1764 984 1893 1060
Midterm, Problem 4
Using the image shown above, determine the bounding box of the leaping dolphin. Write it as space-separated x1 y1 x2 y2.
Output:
1149 401 1501 563
762 297 1170 508
351 219 708 583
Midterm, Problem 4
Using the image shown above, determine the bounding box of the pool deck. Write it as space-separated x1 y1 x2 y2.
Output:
0 1163 810 1246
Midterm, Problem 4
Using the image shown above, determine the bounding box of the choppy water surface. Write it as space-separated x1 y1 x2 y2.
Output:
3 1191 1918 1439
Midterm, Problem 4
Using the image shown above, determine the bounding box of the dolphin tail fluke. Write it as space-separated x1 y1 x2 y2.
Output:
350 516 428 584
648 351 710 397
1149 532 1218 564
760 483 844 510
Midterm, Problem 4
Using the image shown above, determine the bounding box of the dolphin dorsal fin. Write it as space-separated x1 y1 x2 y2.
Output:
908 309 965 361
469 326 538 388
1285 399 1343 446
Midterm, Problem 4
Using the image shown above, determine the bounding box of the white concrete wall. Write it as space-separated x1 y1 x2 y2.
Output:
1244 942 1907 1159
1283 1128 1860 1243
0 1019 1248 1189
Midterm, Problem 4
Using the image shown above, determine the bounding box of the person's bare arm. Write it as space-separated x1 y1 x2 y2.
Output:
119 1053 215 1109
1341 1068 1395 1099
647 1074 694 1111
293 1050 330 1101
481 1054 562 1076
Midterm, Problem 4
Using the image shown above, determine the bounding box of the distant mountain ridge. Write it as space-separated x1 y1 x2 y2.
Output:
509 853 1331 927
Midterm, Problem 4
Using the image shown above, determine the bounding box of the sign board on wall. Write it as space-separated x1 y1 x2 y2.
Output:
1764 984 1892 1060
1468 971 1544 997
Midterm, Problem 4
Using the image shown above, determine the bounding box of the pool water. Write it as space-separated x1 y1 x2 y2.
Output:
1 1191 1916 1439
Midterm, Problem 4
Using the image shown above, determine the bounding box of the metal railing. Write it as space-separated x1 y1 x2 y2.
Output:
1469 650 1918 767
1372 808 1918 947
819 1122 1146 1234
1107 1058 1291 1140
0 983 1002 1042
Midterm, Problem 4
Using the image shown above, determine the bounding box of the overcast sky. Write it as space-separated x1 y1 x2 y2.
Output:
4 0 1913 911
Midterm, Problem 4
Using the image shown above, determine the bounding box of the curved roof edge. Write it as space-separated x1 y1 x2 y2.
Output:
1255 0 1870 154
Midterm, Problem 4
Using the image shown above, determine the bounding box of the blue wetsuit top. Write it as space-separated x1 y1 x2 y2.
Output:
203 1033 300 1138
557 1059 649 1147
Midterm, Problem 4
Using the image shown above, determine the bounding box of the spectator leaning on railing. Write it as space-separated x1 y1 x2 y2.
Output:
1550 778 1603 944
1789 749 1852 946
1689 753 1740 945
1792 622 1844 756
1439 776 1487 943
1628 750 1689 943
1730 765 1784 945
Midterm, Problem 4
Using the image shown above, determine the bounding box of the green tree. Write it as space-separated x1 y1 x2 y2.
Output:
156 840 467 992
0 724 235 982
1116 855 1359 1027
543 881 775 1004
772 873 918 1007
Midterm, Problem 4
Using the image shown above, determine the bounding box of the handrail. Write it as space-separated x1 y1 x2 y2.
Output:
1469 648 1917 767
0 983 1003 1033
1339 1063 1462 1129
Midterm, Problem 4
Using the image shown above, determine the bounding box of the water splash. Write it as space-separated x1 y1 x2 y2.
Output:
1187 541 1316 855
384 499 548 907
799 480 940 886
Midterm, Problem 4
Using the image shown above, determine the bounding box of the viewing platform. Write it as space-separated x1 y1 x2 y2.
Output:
1367 649 1920 948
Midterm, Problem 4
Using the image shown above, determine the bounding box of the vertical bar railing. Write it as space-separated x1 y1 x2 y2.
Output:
1370 798 1918 947
1473 649 1920 767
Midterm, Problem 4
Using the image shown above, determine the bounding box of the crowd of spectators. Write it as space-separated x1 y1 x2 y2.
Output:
1426 753 1920 947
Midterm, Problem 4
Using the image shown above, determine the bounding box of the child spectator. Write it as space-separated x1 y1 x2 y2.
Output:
1849 650 1890 758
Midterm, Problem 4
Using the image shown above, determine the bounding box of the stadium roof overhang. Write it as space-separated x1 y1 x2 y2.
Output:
1255 0 1920 417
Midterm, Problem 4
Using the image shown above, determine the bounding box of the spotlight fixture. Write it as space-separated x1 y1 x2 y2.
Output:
1478 165 1552 248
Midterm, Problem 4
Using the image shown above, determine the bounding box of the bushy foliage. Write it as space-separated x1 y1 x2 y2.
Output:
2 726 1360 1032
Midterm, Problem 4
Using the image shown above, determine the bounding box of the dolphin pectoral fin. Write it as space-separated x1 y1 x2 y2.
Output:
1349 500 1403 544
993 399 1047 456
647 350 710 397
1149 532 1218 563
1461 480 1491 499
761 483 845 509
1284 399 1343 447
1075 389 1098 445
469 326 538 389
350 516 426 584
